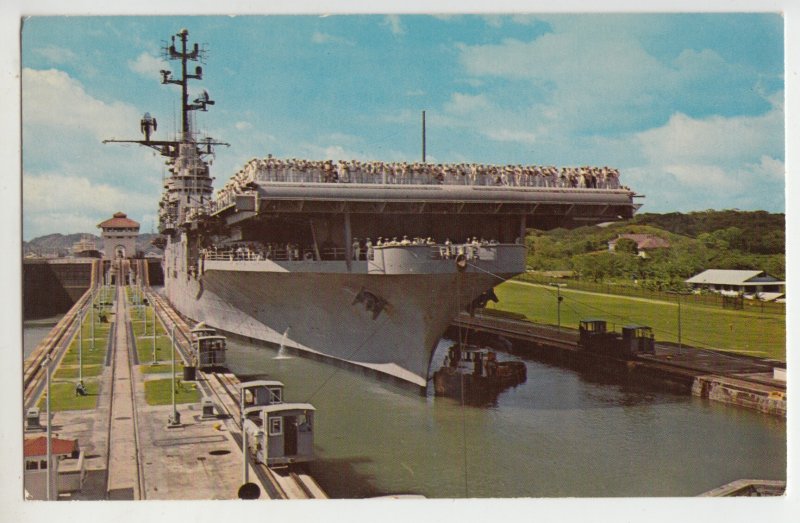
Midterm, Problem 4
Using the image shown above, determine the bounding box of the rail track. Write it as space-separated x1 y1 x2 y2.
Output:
457 312 784 369
145 287 326 499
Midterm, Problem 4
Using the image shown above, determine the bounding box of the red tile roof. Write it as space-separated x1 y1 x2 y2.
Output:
609 234 670 250
97 211 140 229
24 436 78 457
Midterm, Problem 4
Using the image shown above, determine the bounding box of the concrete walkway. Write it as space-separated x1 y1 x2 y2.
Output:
27 284 268 500
105 284 141 500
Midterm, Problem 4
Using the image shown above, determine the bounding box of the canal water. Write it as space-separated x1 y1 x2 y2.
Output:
224 337 786 498
23 315 63 359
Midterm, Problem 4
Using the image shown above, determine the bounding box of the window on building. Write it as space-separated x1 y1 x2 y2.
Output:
269 388 282 404
269 416 283 436
25 460 38 470
39 460 47 470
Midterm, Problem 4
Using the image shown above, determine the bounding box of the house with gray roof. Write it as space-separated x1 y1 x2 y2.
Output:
685 269 785 301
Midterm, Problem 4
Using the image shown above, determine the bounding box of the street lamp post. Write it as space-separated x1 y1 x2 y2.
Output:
168 324 180 427
90 289 95 352
42 353 52 500
667 290 690 355
241 387 249 485
151 301 157 364
677 293 683 354
78 308 83 387
549 283 567 331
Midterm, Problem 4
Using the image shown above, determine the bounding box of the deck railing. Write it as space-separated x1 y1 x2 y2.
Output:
201 242 506 263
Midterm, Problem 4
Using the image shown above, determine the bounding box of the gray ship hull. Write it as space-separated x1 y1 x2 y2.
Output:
164 245 517 387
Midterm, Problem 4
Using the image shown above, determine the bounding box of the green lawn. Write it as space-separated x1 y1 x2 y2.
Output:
139 362 186 375
130 306 167 337
488 281 786 361
78 320 111 340
37 380 99 411
144 377 200 405
54 364 103 380
60 336 108 366
136 335 178 365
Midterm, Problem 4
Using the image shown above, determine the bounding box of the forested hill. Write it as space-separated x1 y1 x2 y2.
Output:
23 233 162 257
526 210 785 289
632 210 784 255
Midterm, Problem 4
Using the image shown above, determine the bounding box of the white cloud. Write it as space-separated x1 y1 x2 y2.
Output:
23 172 151 213
128 52 168 78
21 68 169 238
436 92 543 146
660 164 740 190
23 172 153 237
614 101 784 211
509 15 538 26
443 92 491 115
484 129 537 145
749 155 785 181
235 121 253 131
325 132 359 143
455 23 774 139
482 16 504 28
634 102 783 167
299 143 366 161
311 31 354 46
34 46 78 64
405 89 425 97
23 68 141 140
457 34 668 132
383 15 405 36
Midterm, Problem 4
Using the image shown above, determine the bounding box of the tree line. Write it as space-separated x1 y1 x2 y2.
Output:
526 210 785 291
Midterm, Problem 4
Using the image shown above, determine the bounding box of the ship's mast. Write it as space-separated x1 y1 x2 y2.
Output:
103 29 228 235
162 29 208 141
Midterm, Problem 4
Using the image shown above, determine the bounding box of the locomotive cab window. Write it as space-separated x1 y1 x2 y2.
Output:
269 387 282 404
269 416 283 436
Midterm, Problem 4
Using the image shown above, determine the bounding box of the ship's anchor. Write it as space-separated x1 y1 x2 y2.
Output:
352 288 388 320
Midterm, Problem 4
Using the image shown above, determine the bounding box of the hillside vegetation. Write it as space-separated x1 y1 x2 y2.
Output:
23 233 162 258
526 210 784 291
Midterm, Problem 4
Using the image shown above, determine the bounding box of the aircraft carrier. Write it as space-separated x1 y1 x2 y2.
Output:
107 29 640 388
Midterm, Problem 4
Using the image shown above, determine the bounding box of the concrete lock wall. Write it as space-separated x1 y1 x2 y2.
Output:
23 261 93 319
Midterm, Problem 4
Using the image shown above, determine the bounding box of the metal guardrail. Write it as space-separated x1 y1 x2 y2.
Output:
202 243 506 263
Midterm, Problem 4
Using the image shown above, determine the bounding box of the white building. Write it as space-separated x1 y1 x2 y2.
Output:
97 211 140 260
685 269 785 301
24 436 85 499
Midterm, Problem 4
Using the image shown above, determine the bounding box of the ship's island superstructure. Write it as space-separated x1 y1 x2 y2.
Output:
106 29 641 388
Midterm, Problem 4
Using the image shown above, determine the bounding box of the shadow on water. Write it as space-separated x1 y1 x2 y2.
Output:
431 338 682 412
222 333 785 498
306 456 395 499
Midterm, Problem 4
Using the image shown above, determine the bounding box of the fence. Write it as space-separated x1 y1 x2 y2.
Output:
515 273 785 316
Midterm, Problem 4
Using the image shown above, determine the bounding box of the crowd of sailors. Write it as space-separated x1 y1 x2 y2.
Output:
213 155 626 208
201 236 504 263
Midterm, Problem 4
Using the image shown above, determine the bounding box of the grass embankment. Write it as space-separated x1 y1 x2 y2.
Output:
38 297 111 412
129 295 174 364
139 362 186 375
37 381 99 411
135 335 176 365
144 378 200 405
127 287 198 406
487 281 786 361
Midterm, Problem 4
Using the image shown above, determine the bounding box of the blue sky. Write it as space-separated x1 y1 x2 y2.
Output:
20 14 784 239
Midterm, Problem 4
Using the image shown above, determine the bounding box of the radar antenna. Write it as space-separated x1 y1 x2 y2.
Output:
102 29 228 234
103 28 228 158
